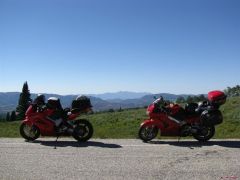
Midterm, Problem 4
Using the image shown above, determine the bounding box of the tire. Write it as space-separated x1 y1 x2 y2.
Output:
193 126 215 142
20 123 40 141
138 125 158 142
72 119 93 142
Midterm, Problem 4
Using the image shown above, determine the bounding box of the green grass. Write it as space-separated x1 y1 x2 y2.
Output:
0 121 21 137
0 97 239 138
84 108 148 138
215 96 240 138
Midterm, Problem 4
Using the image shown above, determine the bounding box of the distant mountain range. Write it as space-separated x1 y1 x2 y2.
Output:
0 91 193 114
89 91 151 100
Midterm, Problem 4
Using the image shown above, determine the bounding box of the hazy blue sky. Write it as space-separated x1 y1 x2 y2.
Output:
0 0 239 95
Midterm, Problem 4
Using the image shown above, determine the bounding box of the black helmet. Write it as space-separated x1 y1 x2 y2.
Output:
47 97 62 109
33 94 45 105
72 95 92 111
76 95 92 107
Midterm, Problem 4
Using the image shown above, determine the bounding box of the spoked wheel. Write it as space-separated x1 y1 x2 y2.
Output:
72 119 93 142
20 123 40 141
138 126 158 142
193 126 215 142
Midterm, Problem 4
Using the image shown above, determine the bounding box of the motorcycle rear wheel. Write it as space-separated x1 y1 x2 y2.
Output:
20 123 40 141
193 126 215 142
72 119 93 142
138 126 158 142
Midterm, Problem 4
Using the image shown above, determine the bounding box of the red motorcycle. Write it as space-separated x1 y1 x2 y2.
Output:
20 96 93 142
139 90 226 142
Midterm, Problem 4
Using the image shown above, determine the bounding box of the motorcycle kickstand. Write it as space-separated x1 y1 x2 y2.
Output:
178 136 181 142
54 135 60 149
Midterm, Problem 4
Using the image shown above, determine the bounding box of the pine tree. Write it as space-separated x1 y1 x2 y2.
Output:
16 82 32 120
10 111 16 121
6 112 10 121
118 106 122 112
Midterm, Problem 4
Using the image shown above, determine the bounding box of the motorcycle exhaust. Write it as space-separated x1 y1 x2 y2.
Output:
190 128 198 134
67 128 74 134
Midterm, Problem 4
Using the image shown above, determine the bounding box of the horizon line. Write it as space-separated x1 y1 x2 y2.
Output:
0 90 208 96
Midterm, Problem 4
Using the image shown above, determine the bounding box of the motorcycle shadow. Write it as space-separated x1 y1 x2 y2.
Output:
148 139 240 149
32 139 122 149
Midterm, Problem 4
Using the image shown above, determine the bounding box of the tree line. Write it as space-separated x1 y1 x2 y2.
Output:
0 111 16 122
224 85 240 97
175 94 207 104
175 85 240 104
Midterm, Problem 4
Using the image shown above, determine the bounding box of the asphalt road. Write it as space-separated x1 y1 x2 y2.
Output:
0 138 240 180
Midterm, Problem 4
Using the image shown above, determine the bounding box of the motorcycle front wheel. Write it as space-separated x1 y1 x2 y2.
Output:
138 126 158 142
193 126 215 142
72 119 93 142
20 123 40 141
